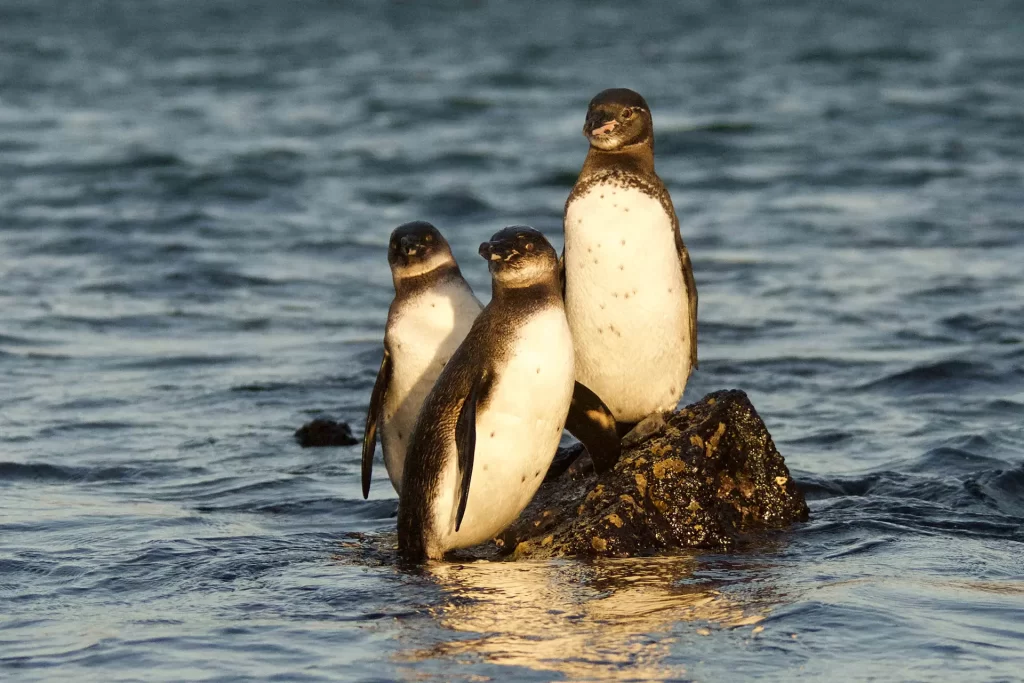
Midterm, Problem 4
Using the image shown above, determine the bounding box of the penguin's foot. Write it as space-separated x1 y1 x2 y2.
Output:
620 412 668 448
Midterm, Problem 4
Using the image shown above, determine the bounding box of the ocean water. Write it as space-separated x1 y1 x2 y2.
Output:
2 0 1023 680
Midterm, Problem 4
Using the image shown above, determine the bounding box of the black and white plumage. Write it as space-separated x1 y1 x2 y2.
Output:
397 227 617 562
362 222 482 498
563 88 698 429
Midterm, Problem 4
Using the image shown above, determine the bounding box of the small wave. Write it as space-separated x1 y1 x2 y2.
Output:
965 465 1024 518
690 121 760 134
362 188 413 206
32 313 181 333
0 139 35 153
235 317 272 331
799 165 963 189
177 476 316 504
231 381 295 393
111 354 252 370
285 236 380 256
941 312 1024 345
483 70 556 88
803 454 1024 542
422 189 493 217
857 359 1005 395
427 150 506 171
197 497 397 520
180 438 218 451
908 445 1010 475
699 319 796 340
36 420 146 437
234 148 307 165
22 149 185 176
443 96 494 113
0 333 56 347
795 46 933 65
806 498 1023 543
801 471 960 504
981 398 1024 416
714 355 876 379
163 267 280 290
657 131 742 159
822 537 892 560
786 429 857 447
0 461 181 483
157 164 302 201
52 397 130 411
76 280 146 295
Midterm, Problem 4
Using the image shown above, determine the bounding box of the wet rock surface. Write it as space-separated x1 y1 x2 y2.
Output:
487 389 809 559
295 418 358 447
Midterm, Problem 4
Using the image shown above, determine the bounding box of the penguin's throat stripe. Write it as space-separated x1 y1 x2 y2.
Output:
489 250 520 261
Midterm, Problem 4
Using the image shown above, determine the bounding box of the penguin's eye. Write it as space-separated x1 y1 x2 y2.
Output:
524 242 535 252
621 108 634 120
424 234 433 242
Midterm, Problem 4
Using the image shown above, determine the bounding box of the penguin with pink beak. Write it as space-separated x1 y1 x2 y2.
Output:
563 88 699 434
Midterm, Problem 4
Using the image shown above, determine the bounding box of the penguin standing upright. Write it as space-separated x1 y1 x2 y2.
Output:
563 88 698 432
397 227 618 562
362 222 482 497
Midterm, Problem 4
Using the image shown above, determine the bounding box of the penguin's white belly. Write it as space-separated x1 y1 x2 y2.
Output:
565 184 691 423
436 307 575 550
381 282 481 494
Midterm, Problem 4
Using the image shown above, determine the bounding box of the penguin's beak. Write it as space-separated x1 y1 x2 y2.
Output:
584 111 618 137
479 240 516 264
400 235 426 259
478 241 499 261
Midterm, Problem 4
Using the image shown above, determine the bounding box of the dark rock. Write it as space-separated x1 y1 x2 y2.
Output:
489 389 808 559
295 418 358 447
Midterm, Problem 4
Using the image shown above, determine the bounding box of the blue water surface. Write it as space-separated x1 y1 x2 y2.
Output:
2 0 1023 680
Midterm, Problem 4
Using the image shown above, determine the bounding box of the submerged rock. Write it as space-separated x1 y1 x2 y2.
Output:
489 389 808 559
295 418 358 447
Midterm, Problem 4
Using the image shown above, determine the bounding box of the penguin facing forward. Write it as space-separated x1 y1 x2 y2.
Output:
563 88 698 432
398 227 617 562
362 221 482 498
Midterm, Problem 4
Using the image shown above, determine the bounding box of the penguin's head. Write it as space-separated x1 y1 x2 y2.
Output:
583 88 653 151
478 226 558 287
387 221 456 279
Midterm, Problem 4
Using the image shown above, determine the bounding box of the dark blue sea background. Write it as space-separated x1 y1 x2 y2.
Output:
2 0 1023 680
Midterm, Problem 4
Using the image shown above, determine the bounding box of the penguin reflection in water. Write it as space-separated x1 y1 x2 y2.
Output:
563 88 699 434
398 227 618 562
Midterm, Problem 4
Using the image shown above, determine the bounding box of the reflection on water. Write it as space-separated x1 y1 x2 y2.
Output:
398 556 768 681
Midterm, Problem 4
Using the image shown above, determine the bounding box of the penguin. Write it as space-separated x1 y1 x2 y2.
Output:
563 88 698 433
397 227 619 562
362 221 482 498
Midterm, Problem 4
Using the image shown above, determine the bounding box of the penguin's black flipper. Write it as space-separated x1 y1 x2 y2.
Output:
362 348 391 499
564 381 621 474
454 370 492 531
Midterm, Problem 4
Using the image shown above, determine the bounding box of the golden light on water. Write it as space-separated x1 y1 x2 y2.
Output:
394 556 768 681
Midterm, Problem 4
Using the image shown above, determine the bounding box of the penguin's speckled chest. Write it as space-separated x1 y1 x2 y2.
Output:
434 305 575 549
564 180 691 422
